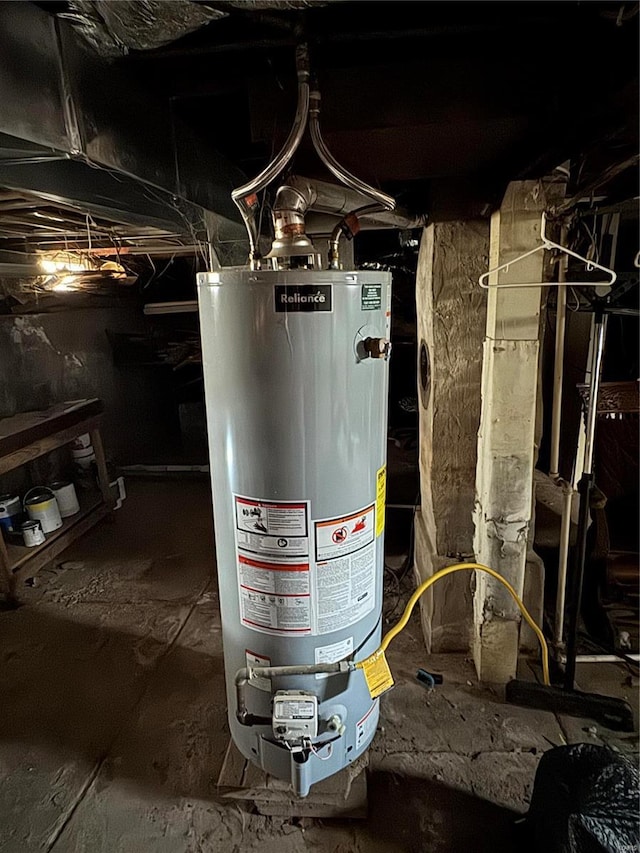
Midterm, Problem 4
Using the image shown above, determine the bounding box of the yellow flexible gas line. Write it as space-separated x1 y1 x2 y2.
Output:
367 562 550 686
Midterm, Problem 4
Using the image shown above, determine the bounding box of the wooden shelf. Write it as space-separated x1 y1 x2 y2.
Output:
6 489 109 580
0 400 115 599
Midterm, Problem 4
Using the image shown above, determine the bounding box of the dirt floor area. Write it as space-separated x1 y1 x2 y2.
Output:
0 480 637 853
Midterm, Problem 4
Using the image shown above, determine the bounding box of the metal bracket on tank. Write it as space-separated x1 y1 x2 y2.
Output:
256 731 345 798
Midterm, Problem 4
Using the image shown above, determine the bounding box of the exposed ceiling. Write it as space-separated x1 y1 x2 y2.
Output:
108 0 639 212
2 0 639 264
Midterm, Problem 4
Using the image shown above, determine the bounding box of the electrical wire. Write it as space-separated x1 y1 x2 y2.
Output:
310 742 333 761
362 562 551 686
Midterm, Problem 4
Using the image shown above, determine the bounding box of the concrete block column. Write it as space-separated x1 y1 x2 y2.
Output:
472 180 561 682
414 220 489 651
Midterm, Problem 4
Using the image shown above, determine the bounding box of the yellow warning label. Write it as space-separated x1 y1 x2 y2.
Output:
376 464 386 537
359 649 394 699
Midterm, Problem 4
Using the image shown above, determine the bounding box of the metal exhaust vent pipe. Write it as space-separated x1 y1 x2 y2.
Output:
231 44 400 269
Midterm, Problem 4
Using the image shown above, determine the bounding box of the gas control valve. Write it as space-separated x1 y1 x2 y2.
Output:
272 690 319 745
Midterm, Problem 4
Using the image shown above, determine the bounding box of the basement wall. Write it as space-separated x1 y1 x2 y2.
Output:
0 302 179 469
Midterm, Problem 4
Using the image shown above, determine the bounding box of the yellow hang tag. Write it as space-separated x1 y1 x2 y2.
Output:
376 464 386 537
359 649 394 699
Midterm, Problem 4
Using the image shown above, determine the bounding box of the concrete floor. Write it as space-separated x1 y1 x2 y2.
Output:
0 480 637 853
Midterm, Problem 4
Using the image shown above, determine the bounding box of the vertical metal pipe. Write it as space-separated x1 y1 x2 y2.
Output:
582 315 608 477
554 483 573 646
549 227 568 480
564 310 607 689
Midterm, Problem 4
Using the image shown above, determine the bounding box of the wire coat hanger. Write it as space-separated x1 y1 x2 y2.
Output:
478 213 617 290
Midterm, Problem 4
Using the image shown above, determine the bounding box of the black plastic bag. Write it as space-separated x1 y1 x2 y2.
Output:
522 743 639 853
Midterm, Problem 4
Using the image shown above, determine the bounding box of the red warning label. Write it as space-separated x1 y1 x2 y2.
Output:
238 556 311 634
234 494 312 635
313 503 376 635
235 496 307 538
315 504 375 561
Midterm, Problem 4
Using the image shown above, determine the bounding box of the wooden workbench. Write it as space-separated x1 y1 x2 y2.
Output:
0 399 114 600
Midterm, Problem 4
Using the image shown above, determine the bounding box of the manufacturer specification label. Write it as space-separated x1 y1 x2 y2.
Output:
361 283 382 311
313 504 376 635
314 636 354 679
234 495 311 635
274 284 333 313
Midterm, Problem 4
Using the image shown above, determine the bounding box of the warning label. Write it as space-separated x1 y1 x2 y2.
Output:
376 465 386 538
314 505 377 635
315 505 375 561
235 495 311 635
315 541 376 634
236 529 308 560
238 557 311 633
235 497 307 538
356 700 379 749
314 504 376 634
239 555 309 594
240 588 311 634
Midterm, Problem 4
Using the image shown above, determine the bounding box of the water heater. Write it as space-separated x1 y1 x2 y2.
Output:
197 268 391 795
194 40 401 795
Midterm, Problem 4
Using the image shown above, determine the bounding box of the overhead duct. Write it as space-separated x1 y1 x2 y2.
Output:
60 0 335 58
276 174 426 227
0 2 246 250
61 1 227 57
270 175 423 229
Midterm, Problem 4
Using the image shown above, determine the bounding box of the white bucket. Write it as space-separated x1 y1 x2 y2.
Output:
72 433 92 450
49 481 80 518
22 519 45 547
72 445 96 469
24 487 63 534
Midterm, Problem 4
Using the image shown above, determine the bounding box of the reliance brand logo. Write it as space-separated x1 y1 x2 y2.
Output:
275 284 332 312
280 290 326 304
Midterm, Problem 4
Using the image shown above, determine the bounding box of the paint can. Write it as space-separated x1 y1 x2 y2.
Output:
49 481 80 518
23 487 63 534
0 494 23 532
22 519 45 547
72 433 92 450
72 446 96 469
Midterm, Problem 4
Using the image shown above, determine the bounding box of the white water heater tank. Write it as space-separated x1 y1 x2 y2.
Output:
197 267 391 795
